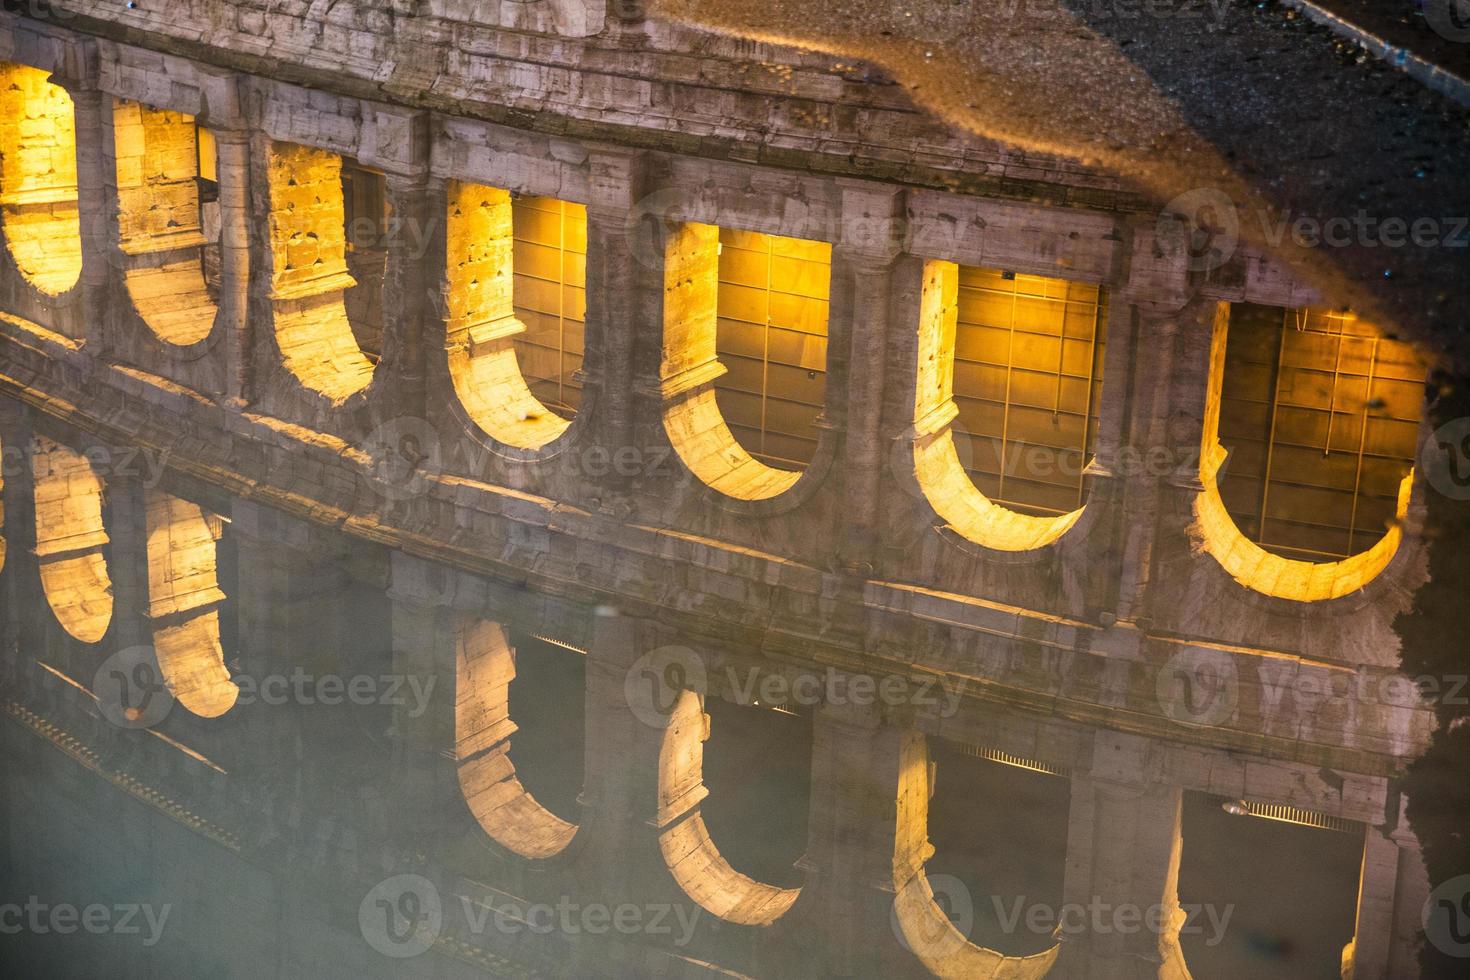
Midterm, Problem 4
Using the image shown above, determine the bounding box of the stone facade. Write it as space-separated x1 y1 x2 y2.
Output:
0 4 1443 979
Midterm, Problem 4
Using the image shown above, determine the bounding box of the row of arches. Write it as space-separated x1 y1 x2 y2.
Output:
449 617 1365 978
0 63 1429 600
26 435 235 718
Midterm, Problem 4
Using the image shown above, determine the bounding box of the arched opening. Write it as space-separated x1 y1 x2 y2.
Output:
30 436 112 644
1177 791 1361 979
502 628 585 824
454 617 579 859
923 740 1070 956
443 181 585 449
1195 304 1426 600
112 99 219 346
512 194 586 419
890 733 1061 977
0 63 82 296
662 222 831 499
266 140 375 403
340 157 387 360
145 490 237 718
656 689 802 925
913 261 1102 550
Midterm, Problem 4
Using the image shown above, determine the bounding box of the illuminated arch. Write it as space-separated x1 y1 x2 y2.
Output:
113 99 218 347
891 734 1061 978
912 260 1100 551
661 222 831 500
31 437 112 644
1193 304 1425 601
443 181 583 450
455 616 578 859
266 140 375 403
656 689 800 925
0 63 82 296
145 491 237 718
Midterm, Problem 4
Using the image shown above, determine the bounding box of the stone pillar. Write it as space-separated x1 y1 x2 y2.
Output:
0 403 40 687
1345 797 1431 980
383 550 476 847
582 148 652 482
214 129 254 408
66 83 111 348
794 699 929 977
376 171 432 422
832 180 904 570
1058 732 1188 980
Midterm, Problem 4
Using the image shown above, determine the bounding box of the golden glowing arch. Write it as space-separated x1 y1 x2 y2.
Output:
31 437 112 644
146 491 237 717
656 689 800 925
444 181 572 451
1192 304 1422 601
660 221 831 501
0 63 82 296
113 100 217 347
455 617 578 859
266 141 374 403
913 260 1083 551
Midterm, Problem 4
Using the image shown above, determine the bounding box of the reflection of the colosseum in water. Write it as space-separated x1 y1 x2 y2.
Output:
0 8 1441 979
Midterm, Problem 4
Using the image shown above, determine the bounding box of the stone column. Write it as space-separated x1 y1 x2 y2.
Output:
214 129 254 408
794 699 929 977
582 148 652 483
66 83 112 348
832 180 904 571
383 550 476 847
376 171 432 423
1058 732 1188 980
1345 797 1431 980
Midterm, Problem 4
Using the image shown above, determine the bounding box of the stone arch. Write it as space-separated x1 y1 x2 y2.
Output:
0 63 82 296
265 140 375 404
31 436 112 644
912 260 1092 551
1193 303 1425 601
890 733 1061 978
660 221 831 500
455 616 578 859
656 689 801 925
145 490 237 718
443 180 578 451
112 99 218 347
